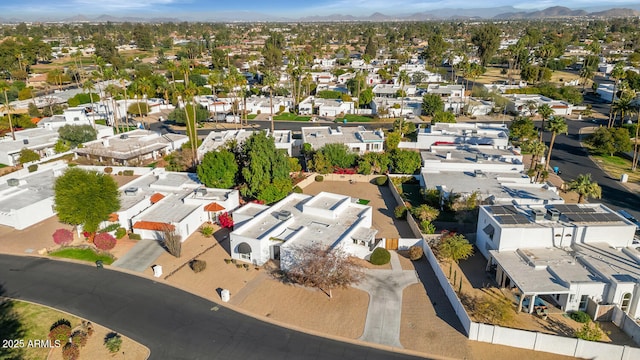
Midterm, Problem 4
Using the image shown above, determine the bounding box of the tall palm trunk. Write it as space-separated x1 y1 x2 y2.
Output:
632 112 640 171
270 88 274 132
3 90 15 140
545 132 558 171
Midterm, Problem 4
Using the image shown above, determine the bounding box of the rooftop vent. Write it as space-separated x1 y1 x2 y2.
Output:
276 210 292 221
124 187 139 196
7 178 19 187
474 169 485 177
23 139 29 145
547 208 561 221
532 208 545 222
195 188 207 196
120 134 129 140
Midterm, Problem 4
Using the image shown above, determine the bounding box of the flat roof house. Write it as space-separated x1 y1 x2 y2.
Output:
0 128 60 166
400 123 510 150
505 94 574 116
115 168 239 241
0 161 67 229
74 130 188 166
301 126 384 155
477 204 640 318
197 129 294 159
230 192 378 269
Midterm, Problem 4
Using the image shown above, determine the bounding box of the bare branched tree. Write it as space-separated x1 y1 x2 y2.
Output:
285 243 364 298
162 225 182 258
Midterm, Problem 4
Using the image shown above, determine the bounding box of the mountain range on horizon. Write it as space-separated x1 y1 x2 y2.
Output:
1 5 639 23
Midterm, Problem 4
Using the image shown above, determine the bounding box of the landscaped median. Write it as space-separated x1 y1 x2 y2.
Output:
48 246 115 265
5 299 149 360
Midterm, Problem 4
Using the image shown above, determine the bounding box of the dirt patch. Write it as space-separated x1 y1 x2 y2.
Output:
232 276 369 339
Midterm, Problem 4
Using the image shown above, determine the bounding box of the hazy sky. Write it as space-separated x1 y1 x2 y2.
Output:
1 0 638 18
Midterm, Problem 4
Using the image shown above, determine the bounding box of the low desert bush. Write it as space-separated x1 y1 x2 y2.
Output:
408 245 424 260
370 247 391 265
374 176 388 186
570 310 591 323
191 260 207 273
314 175 324 182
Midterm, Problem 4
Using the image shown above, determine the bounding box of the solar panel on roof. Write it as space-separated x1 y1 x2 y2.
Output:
553 204 596 214
513 214 531 224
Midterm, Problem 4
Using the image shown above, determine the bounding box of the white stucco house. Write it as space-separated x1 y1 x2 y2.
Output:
505 94 574 116
74 130 188 166
301 126 384 155
419 145 562 206
478 203 640 318
229 192 378 269
197 129 294 159
298 96 355 117
114 168 239 241
400 123 510 150
0 161 67 229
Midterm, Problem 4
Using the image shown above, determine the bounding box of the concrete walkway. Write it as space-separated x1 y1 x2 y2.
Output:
355 251 418 348
111 239 166 272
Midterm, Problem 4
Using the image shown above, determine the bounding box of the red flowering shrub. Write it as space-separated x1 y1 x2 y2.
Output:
53 229 74 246
218 212 234 229
251 199 265 205
71 330 88 347
62 343 79 360
93 233 116 251
49 320 71 343
333 167 357 175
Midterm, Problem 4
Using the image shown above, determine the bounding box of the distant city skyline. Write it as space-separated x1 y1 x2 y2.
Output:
2 0 639 19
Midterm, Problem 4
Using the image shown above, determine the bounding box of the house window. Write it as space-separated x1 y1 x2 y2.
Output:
579 295 589 310
621 293 632 313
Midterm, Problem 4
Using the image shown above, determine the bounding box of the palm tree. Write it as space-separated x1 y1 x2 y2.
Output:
544 116 568 171
522 139 547 179
568 173 602 203
133 78 152 130
525 100 538 117
104 84 122 131
82 79 96 128
611 96 632 128
537 103 553 142
0 80 16 140
608 62 626 127
183 84 199 166
262 70 277 132
398 70 410 116
437 232 473 264
631 97 640 171
166 61 177 91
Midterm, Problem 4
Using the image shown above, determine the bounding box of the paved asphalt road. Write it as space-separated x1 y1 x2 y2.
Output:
0 255 427 360
540 117 640 221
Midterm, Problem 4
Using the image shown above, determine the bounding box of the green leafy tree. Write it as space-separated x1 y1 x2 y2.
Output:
54 139 71 154
509 116 537 145
357 152 391 175
568 173 602 204
57 124 97 147
127 102 150 116
586 127 632 156
168 104 209 125
471 24 501 66
574 321 605 341
438 232 473 263
385 132 402 151
0 80 16 140
422 94 444 116
608 62 627 127
307 151 332 174
17 148 40 165
288 157 302 173
54 168 121 234
391 149 421 174
241 132 292 203
537 104 554 141
196 150 238 189
422 33 449 67
544 116 568 171
432 110 456 123
411 204 440 222
317 143 357 169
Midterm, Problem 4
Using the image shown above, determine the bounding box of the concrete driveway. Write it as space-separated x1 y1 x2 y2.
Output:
356 251 418 348
111 239 166 272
